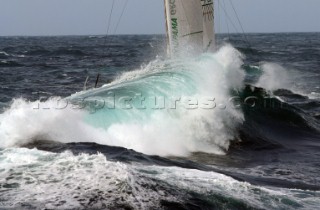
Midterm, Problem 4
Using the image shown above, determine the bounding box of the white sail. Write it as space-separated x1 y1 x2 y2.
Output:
164 0 215 56
202 0 215 52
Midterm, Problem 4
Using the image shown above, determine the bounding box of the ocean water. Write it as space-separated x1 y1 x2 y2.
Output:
0 33 319 209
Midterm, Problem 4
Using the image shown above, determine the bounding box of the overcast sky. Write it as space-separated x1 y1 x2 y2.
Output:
0 0 319 36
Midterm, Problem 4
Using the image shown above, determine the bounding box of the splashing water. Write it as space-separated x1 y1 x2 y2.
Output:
0 45 245 156
0 148 318 209
1 34 320 210
256 63 291 91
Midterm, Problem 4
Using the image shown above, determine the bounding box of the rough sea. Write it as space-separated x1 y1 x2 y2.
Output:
0 33 319 209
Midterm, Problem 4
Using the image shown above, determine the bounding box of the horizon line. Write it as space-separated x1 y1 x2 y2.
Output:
1 31 320 37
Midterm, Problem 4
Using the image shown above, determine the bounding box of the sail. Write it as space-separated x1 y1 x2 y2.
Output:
202 0 215 52
164 0 215 56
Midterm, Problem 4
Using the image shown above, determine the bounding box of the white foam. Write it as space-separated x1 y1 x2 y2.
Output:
0 148 318 209
256 63 291 91
255 64 320 100
308 92 320 99
140 165 320 210
0 97 103 148
0 51 9 56
0 45 245 157
0 148 176 209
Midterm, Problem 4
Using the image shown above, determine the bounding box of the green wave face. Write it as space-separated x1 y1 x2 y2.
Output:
67 45 245 156
69 59 198 126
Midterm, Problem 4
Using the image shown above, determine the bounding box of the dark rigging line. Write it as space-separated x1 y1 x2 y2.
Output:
113 0 129 34
94 0 128 89
94 0 115 89
218 1 240 34
105 0 129 53
222 0 231 40
228 0 252 48
104 0 116 46
218 0 258 60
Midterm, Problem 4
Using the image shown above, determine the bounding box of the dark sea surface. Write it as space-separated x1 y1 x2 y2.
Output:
0 33 319 209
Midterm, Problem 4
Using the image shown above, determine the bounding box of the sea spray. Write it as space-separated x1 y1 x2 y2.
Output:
0 98 95 147
256 62 291 91
1 148 318 209
0 45 245 156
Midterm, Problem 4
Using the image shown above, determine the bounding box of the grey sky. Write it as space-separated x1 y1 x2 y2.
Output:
0 0 319 36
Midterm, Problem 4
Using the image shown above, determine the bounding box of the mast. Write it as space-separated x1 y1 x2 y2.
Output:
164 0 215 56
